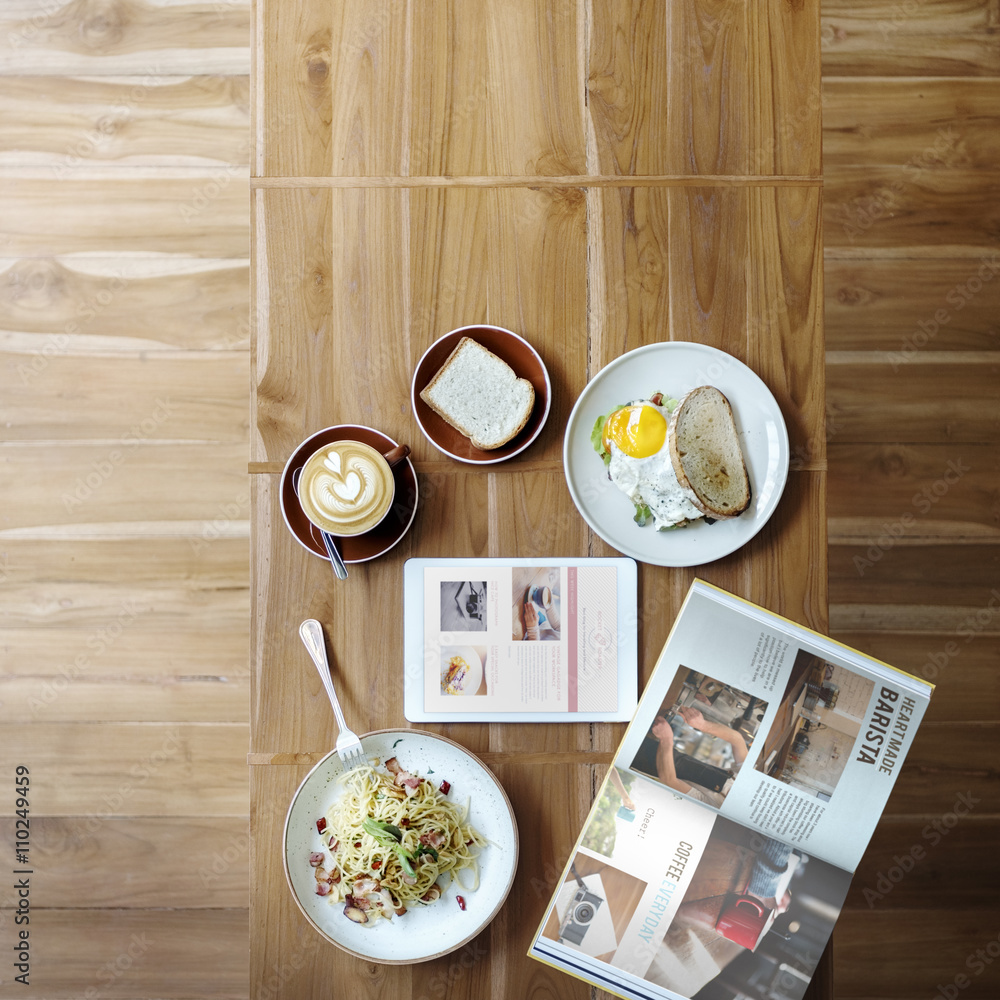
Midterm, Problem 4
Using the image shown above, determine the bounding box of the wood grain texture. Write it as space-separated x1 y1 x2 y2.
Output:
821 0 1000 77
822 77 1000 170
0 177 249 258
828 441 1000 540
832 910 1000 998
826 355 1000 443
0 74 250 168
0 0 251 76
0 815 249 906
1 723 248 816
1 353 248 443
0 908 249 998
824 255 1000 352
0 257 250 351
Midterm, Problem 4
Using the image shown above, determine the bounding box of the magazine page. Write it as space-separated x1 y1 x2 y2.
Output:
418 561 623 715
530 767 852 1000
612 581 932 873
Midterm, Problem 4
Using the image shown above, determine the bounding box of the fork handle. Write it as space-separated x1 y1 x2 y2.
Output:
299 619 350 736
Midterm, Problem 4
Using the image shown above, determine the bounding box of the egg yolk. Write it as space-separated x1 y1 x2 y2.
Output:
602 404 667 458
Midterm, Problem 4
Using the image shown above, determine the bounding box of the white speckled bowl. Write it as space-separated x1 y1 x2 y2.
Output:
283 729 519 963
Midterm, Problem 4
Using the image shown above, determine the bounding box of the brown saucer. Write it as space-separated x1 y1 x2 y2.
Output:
410 325 551 464
279 425 418 563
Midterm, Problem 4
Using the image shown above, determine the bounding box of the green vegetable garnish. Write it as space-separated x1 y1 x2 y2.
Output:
591 412 614 466
363 817 416 876
632 502 652 526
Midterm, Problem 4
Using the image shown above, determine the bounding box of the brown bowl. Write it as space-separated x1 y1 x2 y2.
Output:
410 325 551 464
279 425 418 563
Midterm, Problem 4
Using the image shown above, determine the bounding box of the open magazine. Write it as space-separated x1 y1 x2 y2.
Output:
529 579 934 1000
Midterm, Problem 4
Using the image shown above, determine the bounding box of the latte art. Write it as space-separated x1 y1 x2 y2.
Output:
298 441 395 536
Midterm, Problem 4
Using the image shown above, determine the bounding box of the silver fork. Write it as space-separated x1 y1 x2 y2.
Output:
299 618 366 771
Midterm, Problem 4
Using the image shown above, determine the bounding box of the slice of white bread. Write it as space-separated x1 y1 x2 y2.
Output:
668 386 751 519
420 337 535 449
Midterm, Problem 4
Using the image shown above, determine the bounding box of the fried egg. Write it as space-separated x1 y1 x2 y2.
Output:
603 399 704 528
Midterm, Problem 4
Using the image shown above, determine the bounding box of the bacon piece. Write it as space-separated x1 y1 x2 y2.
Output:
315 882 332 896
344 905 368 923
439 780 451 795
316 817 327 834
419 830 446 850
384 757 402 775
309 852 325 867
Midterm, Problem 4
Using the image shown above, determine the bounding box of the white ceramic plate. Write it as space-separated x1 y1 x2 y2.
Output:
440 646 484 696
563 342 790 567
283 730 518 963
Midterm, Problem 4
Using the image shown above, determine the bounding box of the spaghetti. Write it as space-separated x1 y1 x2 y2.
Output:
310 756 486 925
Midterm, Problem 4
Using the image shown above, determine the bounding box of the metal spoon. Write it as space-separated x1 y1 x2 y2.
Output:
320 530 349 580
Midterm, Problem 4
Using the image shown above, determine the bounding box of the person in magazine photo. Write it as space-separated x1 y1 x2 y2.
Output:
630 669 766 806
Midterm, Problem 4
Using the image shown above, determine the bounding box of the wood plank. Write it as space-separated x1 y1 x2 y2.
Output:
826 356 1000 443
830 541 1000 609
0 908 248 998
1 352 248 441
876 722 997 817
828 632 1000 720
0 257 250 351
0 75 250 169
0 626 248 679
666 187 748 350
821 0 1000 76
259 1 400 177
1 675 248 723
828 442 1000 540
665 0 749 174
0 816 249 906
0 537 248 629
586 0 671 175
825 166 1000 252
483 0 585 176
0 441 248 530
824 255 1000 352
847 818 1000 909
0 177 249 257
747 0 823 176
410 0 490 176
822 78 1000 171
1 723 248 816
833 910 1000 998
747 185 826 465
0 0 251 77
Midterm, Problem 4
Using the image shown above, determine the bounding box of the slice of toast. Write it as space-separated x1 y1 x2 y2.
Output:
668 386 751 519
420 337 535 450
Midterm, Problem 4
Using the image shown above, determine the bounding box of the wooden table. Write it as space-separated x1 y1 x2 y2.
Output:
249 2 827 997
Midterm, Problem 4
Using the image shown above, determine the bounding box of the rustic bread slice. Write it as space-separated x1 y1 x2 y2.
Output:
419 337 535 449
668 386 751 519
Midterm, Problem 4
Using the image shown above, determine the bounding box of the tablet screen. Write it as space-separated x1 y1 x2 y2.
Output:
403 557 638 722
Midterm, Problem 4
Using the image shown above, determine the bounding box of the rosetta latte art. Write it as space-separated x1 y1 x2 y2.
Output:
298 442 394 535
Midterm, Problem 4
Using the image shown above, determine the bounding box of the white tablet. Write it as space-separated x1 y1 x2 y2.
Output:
403 557 638 722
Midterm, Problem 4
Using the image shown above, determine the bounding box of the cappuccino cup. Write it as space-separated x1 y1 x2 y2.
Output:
296 440 407 537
